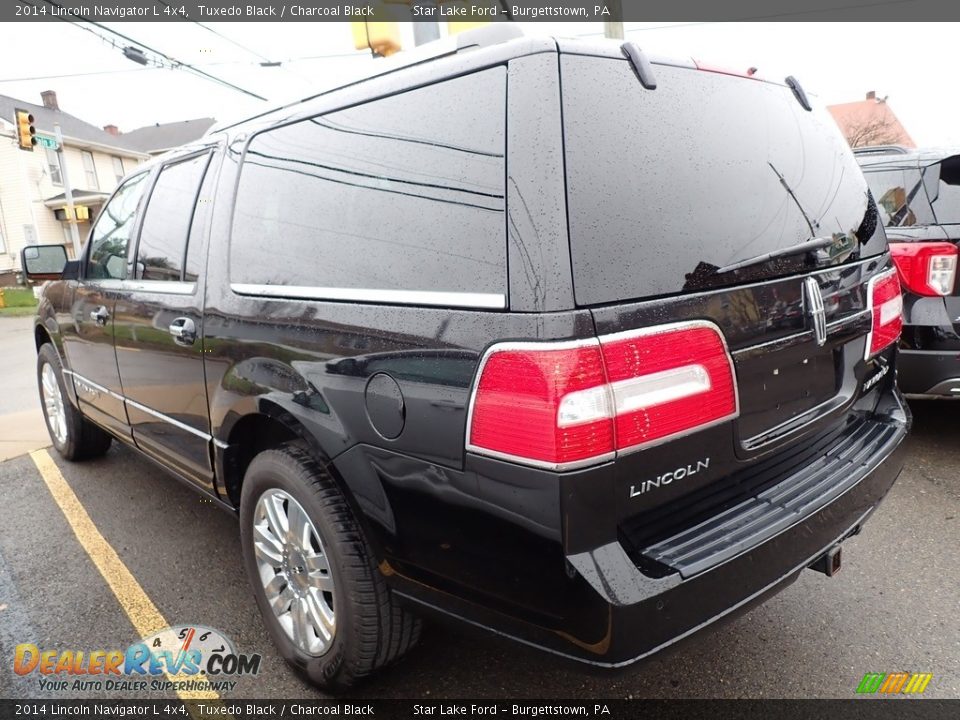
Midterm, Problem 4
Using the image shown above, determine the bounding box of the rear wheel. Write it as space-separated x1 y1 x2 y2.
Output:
239 446 420 689
37 344 112 461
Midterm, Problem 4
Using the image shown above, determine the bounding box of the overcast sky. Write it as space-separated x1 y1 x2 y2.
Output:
0 21 957 146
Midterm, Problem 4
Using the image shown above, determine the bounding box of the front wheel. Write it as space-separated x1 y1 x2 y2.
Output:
37 344 112 461
239 446 420 690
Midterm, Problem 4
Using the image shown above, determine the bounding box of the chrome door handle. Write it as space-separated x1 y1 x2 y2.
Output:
169 317 197 346
90 306 109 326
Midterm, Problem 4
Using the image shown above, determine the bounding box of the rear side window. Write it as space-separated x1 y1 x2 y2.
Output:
230 68 506 302
136 153 211 282
929 155 960 225
561 55 883 305
862 167 935 227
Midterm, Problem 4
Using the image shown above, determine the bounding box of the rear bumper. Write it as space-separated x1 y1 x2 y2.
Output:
899 349 960 398
569 403 908 666
396 392 909 667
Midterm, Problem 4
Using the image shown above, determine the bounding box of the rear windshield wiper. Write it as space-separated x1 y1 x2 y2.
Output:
713 235 837 275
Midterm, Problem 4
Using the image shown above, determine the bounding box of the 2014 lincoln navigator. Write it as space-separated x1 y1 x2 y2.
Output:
23 28 910 689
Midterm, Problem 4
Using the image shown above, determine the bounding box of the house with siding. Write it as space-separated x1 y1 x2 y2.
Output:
0 90 149 285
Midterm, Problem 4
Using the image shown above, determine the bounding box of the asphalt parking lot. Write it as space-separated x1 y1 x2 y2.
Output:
0 316 957 700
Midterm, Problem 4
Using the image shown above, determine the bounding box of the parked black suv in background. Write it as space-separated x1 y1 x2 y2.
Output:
855 146 960 398
23 28 910 689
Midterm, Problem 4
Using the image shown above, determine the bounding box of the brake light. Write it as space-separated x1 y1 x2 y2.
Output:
888 242 958 297
466 322 739 471
865 269 903 360
600 324 738 452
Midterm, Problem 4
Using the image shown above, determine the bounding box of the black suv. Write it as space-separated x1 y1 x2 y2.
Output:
23 29 910 689
855 146 960 398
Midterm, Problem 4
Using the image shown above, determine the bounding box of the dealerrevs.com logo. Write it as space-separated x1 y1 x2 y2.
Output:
13 625 261 694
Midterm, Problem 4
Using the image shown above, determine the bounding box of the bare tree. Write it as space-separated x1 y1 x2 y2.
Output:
844 112 902 148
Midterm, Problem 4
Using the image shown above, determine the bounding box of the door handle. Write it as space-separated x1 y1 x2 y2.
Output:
90 306 109 326
169 317 197 346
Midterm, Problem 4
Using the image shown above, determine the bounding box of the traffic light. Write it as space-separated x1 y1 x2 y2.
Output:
15 109 36 151
351 20 403 57
351 1 405 57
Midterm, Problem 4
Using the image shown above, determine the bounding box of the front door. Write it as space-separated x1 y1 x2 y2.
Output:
61 172 151 438
113 150 216 491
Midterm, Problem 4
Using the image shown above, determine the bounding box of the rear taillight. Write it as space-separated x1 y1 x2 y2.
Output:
865 269 903 360
889 242 958 297
466 322 739 471
466 340 614 469
600 324 739 452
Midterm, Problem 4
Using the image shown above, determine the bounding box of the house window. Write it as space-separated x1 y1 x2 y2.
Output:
0 226 6 254
46 147 62 186
82 151 99 190
112 156 124 183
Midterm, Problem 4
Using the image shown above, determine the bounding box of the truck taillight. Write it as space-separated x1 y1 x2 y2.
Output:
466 322 739 471
600 323 738 452
888 242 958 297
865 269 903 360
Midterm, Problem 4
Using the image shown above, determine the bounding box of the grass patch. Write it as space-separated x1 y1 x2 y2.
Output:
1 287 38 308
0 305 38 317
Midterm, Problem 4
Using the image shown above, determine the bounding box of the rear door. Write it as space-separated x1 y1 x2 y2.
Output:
558 50 891 519
61 172 151 438
113 149 216 490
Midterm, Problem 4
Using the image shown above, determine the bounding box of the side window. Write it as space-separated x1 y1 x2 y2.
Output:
863 168 934 227
928 156 960 225
86 173 149 280
136 153 211 282
230 68 506 300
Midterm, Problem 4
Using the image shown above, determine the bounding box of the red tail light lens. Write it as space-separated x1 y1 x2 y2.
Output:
466 340 614 469
600 323 739 452
888 242 958 297
466 322 739 470
865 269 903 359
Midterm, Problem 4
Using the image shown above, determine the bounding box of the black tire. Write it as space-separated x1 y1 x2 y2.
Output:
239 446 420 690
37 343 112 461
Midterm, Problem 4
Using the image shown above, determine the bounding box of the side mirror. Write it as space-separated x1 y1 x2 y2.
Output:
21 245 68 281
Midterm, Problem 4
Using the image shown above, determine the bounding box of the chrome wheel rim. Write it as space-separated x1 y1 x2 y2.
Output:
41 364 67 446
253 489 336 656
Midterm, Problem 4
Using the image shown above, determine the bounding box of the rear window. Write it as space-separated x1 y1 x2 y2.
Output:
230 68 506 303
561 55 884 305
861 166 935 227
928 155 960 226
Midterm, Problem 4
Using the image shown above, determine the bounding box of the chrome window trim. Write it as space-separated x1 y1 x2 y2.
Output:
230 283 506 310
118 280 197 295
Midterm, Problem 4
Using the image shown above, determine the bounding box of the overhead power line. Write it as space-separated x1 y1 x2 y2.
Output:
154 0 278 66
31 0 269 101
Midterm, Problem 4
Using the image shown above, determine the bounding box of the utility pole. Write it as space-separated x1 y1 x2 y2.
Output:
54 124 81 259
411 1 440 45
604 0 624 39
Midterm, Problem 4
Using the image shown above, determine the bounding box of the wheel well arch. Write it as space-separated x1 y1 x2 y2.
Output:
220 409 346 511
35 323 52 351
221 413 300 508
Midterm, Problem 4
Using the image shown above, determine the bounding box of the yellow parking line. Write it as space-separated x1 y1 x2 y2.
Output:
29 449 219 701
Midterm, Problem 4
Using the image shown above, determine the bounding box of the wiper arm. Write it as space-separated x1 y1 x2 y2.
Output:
768 162 817 236
714 235 837 275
